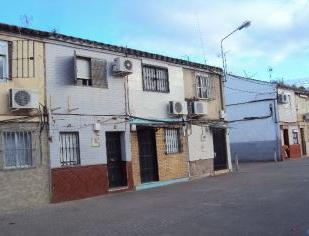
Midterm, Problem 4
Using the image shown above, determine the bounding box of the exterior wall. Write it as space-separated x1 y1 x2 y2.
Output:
131 127 188 186
226 75 280 162
0 33 48 211
295 94 309 155
183 68 222 120
45 43 132 201
189 159 213 177
278 88 298 123
128 58 186 119
0 123 50 211
0 35 45 121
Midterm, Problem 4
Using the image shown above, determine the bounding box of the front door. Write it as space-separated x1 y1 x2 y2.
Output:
106 132 127 188
213 128 228 171
137 128 159 183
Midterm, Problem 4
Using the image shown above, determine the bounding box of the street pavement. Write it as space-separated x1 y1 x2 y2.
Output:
0 158 309 236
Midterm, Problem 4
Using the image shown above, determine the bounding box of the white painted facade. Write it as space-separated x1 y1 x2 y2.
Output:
45 43 131 168
128 58 186 119
187 125 214 161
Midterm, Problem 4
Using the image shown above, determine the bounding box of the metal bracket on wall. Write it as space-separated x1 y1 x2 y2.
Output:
67 96 79 112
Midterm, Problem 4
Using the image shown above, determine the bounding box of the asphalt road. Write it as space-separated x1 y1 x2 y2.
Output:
1 158 309 236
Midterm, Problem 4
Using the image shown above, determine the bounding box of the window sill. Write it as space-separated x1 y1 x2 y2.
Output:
143 89 170 94
1 166 36 171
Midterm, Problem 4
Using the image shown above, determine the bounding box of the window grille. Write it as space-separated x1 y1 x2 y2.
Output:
59 132 80 166
292 131 299 144
142 65 169 92
196 74 211 99
165 128 181 154
3 131 33 168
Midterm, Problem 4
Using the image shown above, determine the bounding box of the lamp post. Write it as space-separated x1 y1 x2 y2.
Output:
220 20 251 81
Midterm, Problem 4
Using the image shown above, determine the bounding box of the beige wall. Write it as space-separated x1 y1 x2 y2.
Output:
0 34 45 121
296 94 309 122
183 68 222 120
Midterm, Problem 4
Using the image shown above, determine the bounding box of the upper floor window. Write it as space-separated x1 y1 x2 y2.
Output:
0 40 8 81
74 54 108 88
196 74 211 99
142 65 169 93
3 131 33 168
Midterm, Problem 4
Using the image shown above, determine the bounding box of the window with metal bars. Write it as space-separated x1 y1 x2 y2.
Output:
3 131 33 168
164 128 182 154
196 74 211 99
59 132 80 166
142 65 169 93
292 130 299 144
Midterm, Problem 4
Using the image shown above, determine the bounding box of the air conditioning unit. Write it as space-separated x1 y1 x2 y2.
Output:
9 89 39 109
192 101 207 115
278 94 289 104
168 101 186 115
304 113 309 121
112 57 133 76
220 110 226 119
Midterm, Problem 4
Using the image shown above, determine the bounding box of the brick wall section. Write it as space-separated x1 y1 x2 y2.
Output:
131 127 189 186
131 131 141 185
156 128 189 181
289 144 301 159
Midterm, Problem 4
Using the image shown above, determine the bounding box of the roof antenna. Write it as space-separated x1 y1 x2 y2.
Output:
20 14 33 27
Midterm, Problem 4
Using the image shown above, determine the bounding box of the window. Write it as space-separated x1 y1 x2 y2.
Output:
196 74 211 99
74 54 108 88
165 128 181 154
142 65 169 92
3 131 33 168
0 40 8 80
76 57 91 86
59 132 80 166
292 130 299 144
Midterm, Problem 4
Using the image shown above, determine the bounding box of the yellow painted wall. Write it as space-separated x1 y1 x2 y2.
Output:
183 68 222 120
0 34 45 122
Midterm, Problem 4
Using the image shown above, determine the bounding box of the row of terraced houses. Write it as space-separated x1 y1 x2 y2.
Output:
0 23 308 211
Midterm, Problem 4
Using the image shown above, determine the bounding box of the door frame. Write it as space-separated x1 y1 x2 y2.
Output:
137 127 159 183
106 131 128 188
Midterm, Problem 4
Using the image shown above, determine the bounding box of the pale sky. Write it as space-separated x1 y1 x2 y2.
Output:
2 0 309 86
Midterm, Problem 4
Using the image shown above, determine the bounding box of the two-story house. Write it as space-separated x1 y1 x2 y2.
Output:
0 24 49 211
183 67 232 176
295 90 309 156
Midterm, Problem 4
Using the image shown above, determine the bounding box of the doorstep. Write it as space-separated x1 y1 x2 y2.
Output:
135 177 189 191
213 169 230 176
108 186 129 193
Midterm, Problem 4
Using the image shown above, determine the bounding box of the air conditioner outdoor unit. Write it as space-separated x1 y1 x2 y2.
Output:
304 113 309 122
9 88 39 109
278 94 289 104
112 57 133 76
168 101 186 115
192 101 207 115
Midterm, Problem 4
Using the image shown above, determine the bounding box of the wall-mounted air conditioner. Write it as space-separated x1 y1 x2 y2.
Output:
304 113 309 121
278 94 289 104
9 88 39 109
192 101 207 115
168 101 187 115
112 57 133 76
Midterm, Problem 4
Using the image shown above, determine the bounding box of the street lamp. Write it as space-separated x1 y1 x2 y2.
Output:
220 20 251 81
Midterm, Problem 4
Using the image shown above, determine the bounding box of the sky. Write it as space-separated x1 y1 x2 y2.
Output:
1 0 309 86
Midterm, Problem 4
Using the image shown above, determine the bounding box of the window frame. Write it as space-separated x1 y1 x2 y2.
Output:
164 128 182 154
292 130 299 144
0 40 9 81
59 132 81 167
2 131 33 169
142 64 170 93
195 73 211 99
75 56 92 86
